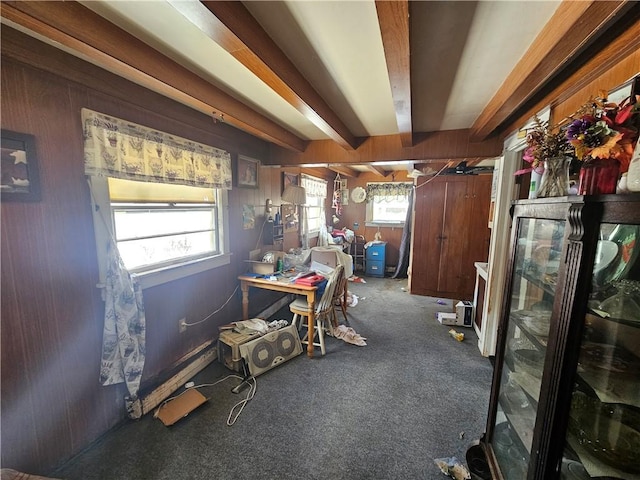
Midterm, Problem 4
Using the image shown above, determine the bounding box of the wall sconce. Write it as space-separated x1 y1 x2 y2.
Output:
265 198 273 214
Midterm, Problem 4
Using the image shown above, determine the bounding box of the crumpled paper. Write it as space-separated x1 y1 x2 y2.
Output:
434 456 471 480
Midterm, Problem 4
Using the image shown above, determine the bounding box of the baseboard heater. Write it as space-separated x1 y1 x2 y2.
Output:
126 294 294 419
126 340 217 419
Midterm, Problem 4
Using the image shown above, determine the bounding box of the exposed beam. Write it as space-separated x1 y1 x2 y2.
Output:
270 129 502 166
376 1 412 147
362 165 389 177
180 1 360 151
471 0 632 140
1 1 308 152
328 165 359 178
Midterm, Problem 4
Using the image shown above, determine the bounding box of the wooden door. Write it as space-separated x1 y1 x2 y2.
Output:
410 175 492 300
464 176 492 295
410 176 446 294
438 176 472 295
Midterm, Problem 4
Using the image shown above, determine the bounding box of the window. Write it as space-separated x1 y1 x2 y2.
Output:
365 182 412 225
91 177 230 288
300 174 327 236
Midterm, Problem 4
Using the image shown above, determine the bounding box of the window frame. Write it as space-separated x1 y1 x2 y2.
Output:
89 177 231 290
365 182 411 227
300 174 327 238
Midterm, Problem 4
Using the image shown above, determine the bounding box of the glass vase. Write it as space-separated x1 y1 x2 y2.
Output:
537 157 570 198
578 157 620 195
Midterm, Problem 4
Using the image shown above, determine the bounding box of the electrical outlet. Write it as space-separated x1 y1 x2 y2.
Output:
178 317 187 333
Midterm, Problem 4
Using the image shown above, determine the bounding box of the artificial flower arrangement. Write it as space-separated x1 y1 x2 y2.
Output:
565 91 640 173
515 114 573 176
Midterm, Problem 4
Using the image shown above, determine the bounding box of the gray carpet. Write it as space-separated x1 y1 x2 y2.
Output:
52 277 493 480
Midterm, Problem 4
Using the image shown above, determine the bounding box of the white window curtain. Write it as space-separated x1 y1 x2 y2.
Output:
82 109 232 189
300 174 327 248
83 109 232 400
301 174 328 197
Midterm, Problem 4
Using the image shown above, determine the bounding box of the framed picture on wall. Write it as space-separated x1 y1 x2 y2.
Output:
242 204 255 230
236 155 260 188
282 172 299 193
1 130 40 201
281 204 298 233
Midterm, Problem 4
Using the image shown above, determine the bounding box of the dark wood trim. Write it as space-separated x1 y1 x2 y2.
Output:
194 0 361 150
328 165 359 178
271 129 503 165
472 0 632 140
376 1 412 147
362 165 389 177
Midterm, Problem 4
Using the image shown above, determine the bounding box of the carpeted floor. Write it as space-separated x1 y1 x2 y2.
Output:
52 277 493 480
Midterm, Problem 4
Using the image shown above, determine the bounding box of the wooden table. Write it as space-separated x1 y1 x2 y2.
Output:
238 275 318 358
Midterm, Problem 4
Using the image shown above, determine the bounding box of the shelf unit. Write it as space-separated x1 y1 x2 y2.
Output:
471 194 640 480
263 209 284 247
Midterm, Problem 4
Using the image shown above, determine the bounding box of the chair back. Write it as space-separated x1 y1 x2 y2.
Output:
315 264 344 315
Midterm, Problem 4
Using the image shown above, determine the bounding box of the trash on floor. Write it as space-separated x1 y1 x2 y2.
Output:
346 291 359 307
437 312 458 325
434 456 471 480
328 324 367 346
348 275 366 283
154 388 208 426
448 329 465 342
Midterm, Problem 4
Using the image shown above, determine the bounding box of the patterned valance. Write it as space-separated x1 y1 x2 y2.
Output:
301 174 328 198
366 182 412 201
82 109 232 189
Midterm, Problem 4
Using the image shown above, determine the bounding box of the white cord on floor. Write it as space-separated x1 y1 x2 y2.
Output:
176 375 257 426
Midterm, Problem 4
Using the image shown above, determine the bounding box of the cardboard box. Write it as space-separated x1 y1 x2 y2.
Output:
310 249 338 269
437 312 458 325
218 328 261 372
156 388 208 426
245 251 285 274
456 300 473 328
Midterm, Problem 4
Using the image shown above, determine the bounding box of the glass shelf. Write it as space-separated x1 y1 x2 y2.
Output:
561 221 640 480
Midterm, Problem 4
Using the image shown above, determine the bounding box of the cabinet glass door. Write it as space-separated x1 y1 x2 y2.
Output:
561 223 640 480
492 217 565 479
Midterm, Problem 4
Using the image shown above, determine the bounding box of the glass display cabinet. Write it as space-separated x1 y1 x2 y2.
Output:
470 194 640 480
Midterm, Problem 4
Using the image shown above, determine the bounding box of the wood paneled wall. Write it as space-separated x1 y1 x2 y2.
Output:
329 171 413 271
0 27 286 475
2 19 638 478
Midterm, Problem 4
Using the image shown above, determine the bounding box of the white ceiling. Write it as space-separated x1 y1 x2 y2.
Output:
4 0 633 173
78 0 558 141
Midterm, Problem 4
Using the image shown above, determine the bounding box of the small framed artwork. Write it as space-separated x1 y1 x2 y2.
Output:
236 155 260 188
281 204 298 233
1 129 40 201
282 172 299 193
242 204 255 230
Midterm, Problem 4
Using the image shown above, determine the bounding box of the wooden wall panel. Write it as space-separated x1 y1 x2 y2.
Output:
330 171 412 273
0 28 282 475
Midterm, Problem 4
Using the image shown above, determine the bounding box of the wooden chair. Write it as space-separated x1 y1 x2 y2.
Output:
290 265 344 356
333 267 348 324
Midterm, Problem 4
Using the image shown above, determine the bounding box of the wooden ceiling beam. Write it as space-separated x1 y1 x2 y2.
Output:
270 129 502 166
184 1 360 151
471 0 632 140
376 1 412 147
328 165 359 178
362 165 389 177
1 1 307 152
